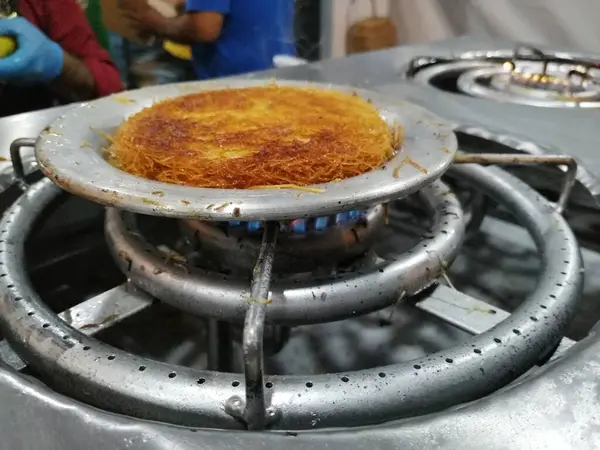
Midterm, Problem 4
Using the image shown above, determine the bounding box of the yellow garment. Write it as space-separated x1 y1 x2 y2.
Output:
163 40 192 60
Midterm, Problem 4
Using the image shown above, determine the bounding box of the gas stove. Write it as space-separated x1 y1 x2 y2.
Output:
1 36 600 450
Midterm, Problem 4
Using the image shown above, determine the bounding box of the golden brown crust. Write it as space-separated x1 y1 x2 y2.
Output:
107 86 395 189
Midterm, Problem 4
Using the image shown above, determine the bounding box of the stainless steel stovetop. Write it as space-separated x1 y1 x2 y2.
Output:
1 36 600 450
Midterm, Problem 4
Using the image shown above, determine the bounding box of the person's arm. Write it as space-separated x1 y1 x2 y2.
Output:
123 0 229 44
173 0 186 15
51 51 99 102
43 0 124 100
0 3 123 102
153 11 224 43
0 17 89 97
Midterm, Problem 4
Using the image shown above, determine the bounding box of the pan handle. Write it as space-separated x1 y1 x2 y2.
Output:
9 137 36 191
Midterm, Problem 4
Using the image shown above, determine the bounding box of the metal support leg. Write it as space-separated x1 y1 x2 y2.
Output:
225 221 279 430
207 320 233 372
453 153 577 213
414 284 576 362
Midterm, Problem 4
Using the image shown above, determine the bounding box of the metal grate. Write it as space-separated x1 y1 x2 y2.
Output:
0 161 583 430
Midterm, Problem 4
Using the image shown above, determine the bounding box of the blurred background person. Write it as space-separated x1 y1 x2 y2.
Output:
0 0 123 117
121 0 296 80
105 0 193 88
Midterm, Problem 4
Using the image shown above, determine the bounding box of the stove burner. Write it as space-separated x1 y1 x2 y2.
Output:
0 165 583 430
108 181 465 326
506 71 588 94
406 45 600 108
460 64 600 105
181 208 382 276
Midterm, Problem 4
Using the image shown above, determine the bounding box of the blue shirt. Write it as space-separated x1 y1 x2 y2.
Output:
185 0 295 80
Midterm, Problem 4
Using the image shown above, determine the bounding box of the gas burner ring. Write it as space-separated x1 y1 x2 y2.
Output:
179 206 386 276
0 166 582 430
106 179 465 325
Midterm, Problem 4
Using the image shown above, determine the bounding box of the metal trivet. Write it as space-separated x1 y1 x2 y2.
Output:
406 45 600 108
0 160 583 430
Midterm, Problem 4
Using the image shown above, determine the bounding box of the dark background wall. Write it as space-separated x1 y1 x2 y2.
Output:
295 0 321 61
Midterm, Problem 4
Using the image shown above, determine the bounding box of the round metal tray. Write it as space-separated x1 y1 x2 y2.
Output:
35 79 457 221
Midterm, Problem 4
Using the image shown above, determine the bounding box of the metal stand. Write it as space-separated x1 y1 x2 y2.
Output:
454 153 577 213
225 222 279 429
0 165 584 430
207 320 234 372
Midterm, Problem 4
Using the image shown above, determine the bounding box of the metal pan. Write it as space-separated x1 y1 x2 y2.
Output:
35 79 457 221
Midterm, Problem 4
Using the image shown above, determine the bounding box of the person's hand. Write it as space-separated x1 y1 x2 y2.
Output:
121 0 167 34
0 17 64 84
172 0 186 15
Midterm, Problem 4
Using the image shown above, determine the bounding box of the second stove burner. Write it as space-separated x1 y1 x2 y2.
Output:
406 46 600 108
458 63 600 106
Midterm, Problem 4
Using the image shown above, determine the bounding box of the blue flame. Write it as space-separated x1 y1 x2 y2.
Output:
348 210 361 220
290 219 306 233
314 216 329 231
335 212 350 225
247 221 262 232
225 210 362 234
